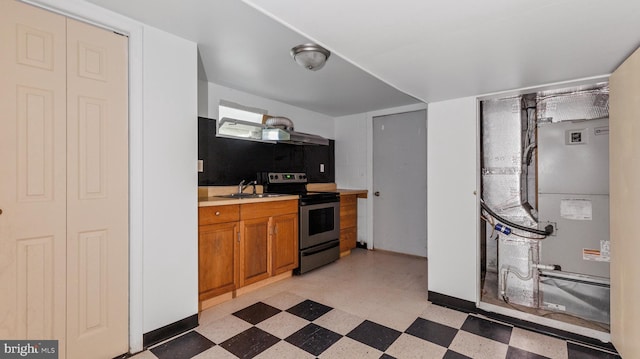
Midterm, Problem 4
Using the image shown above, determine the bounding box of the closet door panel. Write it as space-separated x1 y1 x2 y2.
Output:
66 18 129 359
610 46 640 359
0 1 67 354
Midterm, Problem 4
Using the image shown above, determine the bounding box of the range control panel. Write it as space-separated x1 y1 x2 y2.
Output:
263 172 307 184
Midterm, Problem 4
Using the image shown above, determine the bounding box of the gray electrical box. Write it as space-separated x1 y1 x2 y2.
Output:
537 118 610 279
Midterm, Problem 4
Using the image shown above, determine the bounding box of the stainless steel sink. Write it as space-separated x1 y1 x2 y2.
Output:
256 193 288 198
215 193 287 199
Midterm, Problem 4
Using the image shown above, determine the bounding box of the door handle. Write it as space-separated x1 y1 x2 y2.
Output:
374 191 380 197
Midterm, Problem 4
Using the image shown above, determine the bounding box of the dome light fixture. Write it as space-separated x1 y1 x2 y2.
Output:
290 43 331 71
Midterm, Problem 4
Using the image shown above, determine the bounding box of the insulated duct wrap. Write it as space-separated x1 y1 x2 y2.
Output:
500 237 539 308
537 85 609 123
481 96 536 226
482 96 539 307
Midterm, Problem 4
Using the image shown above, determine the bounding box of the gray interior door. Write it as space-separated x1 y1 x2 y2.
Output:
372 110 427 257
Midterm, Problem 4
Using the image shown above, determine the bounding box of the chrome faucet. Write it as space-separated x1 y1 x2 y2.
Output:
238 180 257 194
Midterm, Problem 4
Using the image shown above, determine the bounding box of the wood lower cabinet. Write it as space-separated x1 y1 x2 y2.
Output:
272 213 299 275
340 194 358 253
239 217 271 286
199 222 239 301
198 205 240 302
198 199 298 307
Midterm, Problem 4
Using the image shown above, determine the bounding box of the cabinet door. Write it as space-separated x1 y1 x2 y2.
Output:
272 213 299 275
240 217 271 286
199 222 239 300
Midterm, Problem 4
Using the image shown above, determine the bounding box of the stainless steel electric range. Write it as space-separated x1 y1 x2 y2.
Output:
258 172 340 274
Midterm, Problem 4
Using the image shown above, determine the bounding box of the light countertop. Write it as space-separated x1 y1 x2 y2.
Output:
198 185 367 207
337 189 368 198
198 194 299 207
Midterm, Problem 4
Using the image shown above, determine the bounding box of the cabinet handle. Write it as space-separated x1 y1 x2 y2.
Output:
237 232 240 243
0 209 3 215
215 211 220 216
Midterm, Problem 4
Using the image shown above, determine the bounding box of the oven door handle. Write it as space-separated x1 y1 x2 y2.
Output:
300 198 340 206
301 240 340 256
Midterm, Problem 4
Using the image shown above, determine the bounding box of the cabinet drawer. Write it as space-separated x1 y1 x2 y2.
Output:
241 199 298 220
199 205 240 225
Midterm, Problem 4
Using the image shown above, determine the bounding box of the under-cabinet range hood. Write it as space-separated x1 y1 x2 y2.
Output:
217 117 273 142
262 115 329 146
217 117 329 145
262 128 329 146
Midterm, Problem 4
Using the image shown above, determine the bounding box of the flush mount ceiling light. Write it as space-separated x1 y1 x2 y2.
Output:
290 43 331 71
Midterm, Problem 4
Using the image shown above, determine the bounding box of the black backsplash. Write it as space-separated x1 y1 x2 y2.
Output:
198 117 335 185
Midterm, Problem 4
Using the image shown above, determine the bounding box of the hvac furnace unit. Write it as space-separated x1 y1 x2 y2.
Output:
537 116 610 324
481 85 610 325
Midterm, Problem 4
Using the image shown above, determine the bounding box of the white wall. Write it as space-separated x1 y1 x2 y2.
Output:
427 97 478 302
142 27 198 333
335 113 369 244
198 80 209 117
335 114 368 187
207 82 335 138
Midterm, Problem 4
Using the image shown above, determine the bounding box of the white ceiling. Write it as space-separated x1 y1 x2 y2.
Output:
86 0 640 116
244 0 640 103
86 0 420 117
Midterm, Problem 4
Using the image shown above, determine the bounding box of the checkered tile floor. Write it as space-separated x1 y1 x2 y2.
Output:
142 297 619 359
132 249 619 359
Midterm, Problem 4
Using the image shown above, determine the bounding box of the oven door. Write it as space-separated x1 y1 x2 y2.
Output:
299 201 340 249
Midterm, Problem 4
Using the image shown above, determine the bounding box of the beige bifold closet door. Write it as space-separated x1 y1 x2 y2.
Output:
610 46 640 359
0 1 129 358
